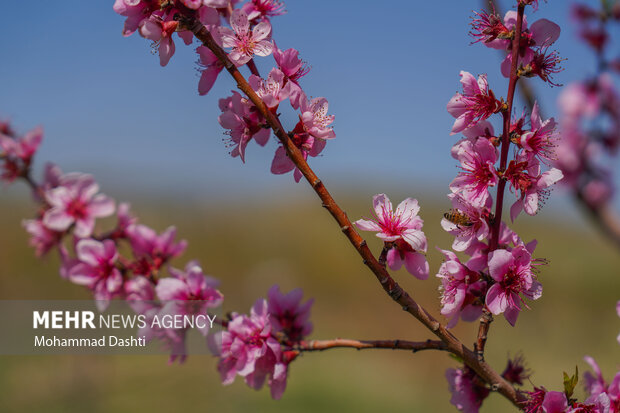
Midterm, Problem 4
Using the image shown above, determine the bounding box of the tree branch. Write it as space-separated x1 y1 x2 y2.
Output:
180 15 526 408
296 338 447 353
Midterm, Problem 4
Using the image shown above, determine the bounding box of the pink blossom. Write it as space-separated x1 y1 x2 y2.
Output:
470 10 512 45
447 71 502 135
68 239 124 311
22 219 63 257
524 46 564 87
139 12 183 67
507 158 563 220
219 91 270 162
355 194 429 279
217 299 287 399
126 224 187 275
271 91 335 179
446 367 490 413
270 122 325 182
485 245 542 326
0 126 43 182
0 126 42 163
267 285 313 342
520 102 558 163
299 94 336 140
242 0 286 22
436 249 487 327
583 356 619 412
156 262 224 336
43 173 115 238
273 46 310 109
490 11 561 78
249 68 291 108
197 46 224 96
113 0 153 37
219 10 273 65
124 275 156 314
450 137 499 208
441 193 492 252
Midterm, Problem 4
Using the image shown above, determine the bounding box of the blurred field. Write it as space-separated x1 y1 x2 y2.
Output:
0 189 619 412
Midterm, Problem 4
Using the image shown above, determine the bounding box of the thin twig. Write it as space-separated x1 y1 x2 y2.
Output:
180 15 526 408
296 338 447 353
483 3 526 364
475 310 494 361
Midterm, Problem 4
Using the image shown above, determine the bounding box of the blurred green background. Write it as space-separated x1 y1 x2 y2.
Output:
1 186 619 412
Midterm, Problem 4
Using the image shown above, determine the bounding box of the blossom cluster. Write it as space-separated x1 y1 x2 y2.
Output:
215 285 313 399
1 122 224 363
114 0 335 182
441 3 566 411
442 6 562 330
354 194 429 280
522 348 620 413
554 2 620 209
2 117 317 398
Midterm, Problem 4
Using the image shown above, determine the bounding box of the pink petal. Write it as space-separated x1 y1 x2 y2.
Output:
510 199 523 222
404 251 429 280
68 263 97 286
76 239 106 267
530 19 561 46
488 249 514 281
395 197 420 219
230 9 250 36
354 219 381 232
486 284 507 315
198 66 221 95
252 21 271 42
42 208 73 232
253 40 274 57
386 248 403 271
89 194 115 218
139 20 162 41
459 71 480 95
158 37 175 67
402 229 427 251
74 216 96 238
372 193 393 220
156 278 189 301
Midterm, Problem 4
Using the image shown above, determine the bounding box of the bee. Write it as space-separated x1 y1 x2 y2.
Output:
443 210 473 228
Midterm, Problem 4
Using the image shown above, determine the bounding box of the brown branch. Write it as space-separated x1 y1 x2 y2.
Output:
483 3 526 365
296 338 447 353
475 310 494 361
179 15 526 409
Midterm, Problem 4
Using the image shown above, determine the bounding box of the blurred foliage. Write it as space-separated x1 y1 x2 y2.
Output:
0 190 619 412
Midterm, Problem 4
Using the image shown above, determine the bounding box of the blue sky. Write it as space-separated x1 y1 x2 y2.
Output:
0 1 618 216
